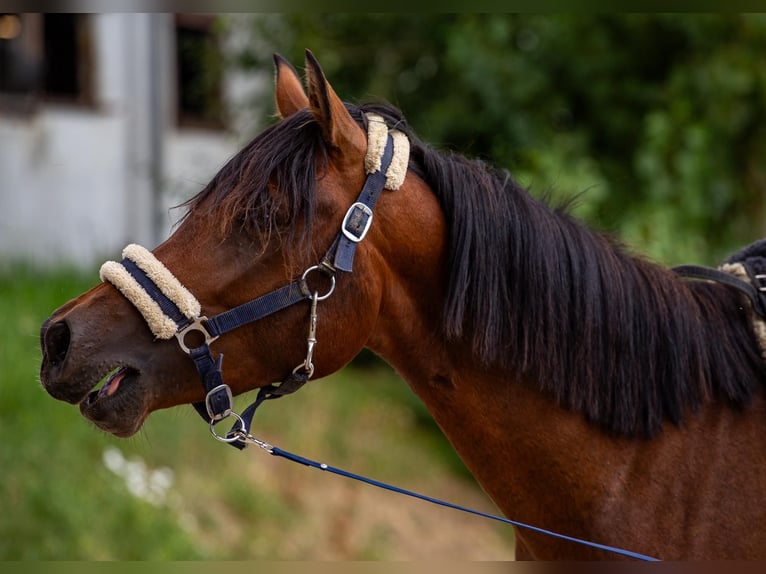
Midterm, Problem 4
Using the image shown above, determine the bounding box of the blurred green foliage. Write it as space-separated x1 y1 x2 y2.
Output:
236 13 766 265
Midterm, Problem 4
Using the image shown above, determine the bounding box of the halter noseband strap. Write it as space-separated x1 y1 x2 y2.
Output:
100 114 409 449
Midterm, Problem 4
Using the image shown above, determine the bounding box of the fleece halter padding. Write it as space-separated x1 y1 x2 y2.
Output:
364 113 409 190
100 244 201 339
719 242 766 360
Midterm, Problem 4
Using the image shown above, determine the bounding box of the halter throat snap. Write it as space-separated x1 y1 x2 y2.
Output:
99 113 409 447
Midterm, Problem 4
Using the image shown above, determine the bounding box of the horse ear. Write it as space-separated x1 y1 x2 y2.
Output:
305 50 365 154
274 53 309 118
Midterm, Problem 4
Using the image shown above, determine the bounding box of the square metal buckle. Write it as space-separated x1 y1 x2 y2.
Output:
341 202 374 243
205 383 233 421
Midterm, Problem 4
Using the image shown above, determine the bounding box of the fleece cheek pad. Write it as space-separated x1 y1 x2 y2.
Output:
364 113 410 191
99 244 201 339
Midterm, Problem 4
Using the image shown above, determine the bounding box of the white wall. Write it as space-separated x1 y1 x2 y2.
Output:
0 108 126 266
0 13 256 268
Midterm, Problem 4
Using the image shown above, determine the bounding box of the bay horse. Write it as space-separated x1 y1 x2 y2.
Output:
39 51 766 560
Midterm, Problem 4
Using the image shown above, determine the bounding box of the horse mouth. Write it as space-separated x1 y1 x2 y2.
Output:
79 365 147 437
84 366 135 403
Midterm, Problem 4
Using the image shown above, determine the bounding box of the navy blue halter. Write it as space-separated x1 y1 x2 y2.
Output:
117 133 396 449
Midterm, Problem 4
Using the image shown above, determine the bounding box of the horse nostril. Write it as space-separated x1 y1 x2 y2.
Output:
43 320 71 367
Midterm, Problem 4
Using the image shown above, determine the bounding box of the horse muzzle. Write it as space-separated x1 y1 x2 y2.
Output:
40 317 94 404
39 290 163 437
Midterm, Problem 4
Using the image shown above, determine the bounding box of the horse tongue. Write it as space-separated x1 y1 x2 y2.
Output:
99 368 127 398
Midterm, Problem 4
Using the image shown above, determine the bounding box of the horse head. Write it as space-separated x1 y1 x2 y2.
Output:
39 51 445 438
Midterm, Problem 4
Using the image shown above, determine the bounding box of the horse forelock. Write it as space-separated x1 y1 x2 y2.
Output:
182 109 328 254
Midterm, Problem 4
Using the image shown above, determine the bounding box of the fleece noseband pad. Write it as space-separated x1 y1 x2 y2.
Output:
100 244 201 339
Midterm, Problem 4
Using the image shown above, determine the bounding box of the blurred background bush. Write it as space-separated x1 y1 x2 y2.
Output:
241 13 766 266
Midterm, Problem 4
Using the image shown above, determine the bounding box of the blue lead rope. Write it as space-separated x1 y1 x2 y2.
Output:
263 444 660 561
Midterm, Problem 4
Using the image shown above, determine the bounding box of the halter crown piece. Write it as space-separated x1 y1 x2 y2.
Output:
100 113 410 448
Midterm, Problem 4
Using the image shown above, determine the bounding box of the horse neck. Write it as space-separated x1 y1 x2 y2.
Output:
362 168 766 559
369 269 670 559
369 296 637 558
363 177 627 541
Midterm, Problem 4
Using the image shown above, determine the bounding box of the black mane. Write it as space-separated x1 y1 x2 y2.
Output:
187 101 766 437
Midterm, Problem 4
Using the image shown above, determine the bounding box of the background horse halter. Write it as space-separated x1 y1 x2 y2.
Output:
98 114 408 446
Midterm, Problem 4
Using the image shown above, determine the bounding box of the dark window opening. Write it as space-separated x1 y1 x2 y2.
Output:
43 14 80 98
0 13 93 112
175 14 225 129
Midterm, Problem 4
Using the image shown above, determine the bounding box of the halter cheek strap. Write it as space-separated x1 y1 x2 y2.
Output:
100 113 410 449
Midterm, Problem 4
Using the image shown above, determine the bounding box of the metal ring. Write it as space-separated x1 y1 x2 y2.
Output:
300 265 336 301
175 316 219 355
209 411 246 443
292 359 315 379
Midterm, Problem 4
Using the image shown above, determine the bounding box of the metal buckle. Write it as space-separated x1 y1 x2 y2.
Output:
175 316 219 354
341 202 374 243
205 383 233 421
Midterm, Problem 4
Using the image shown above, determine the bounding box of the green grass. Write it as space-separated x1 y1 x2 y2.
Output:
0 265 514 560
